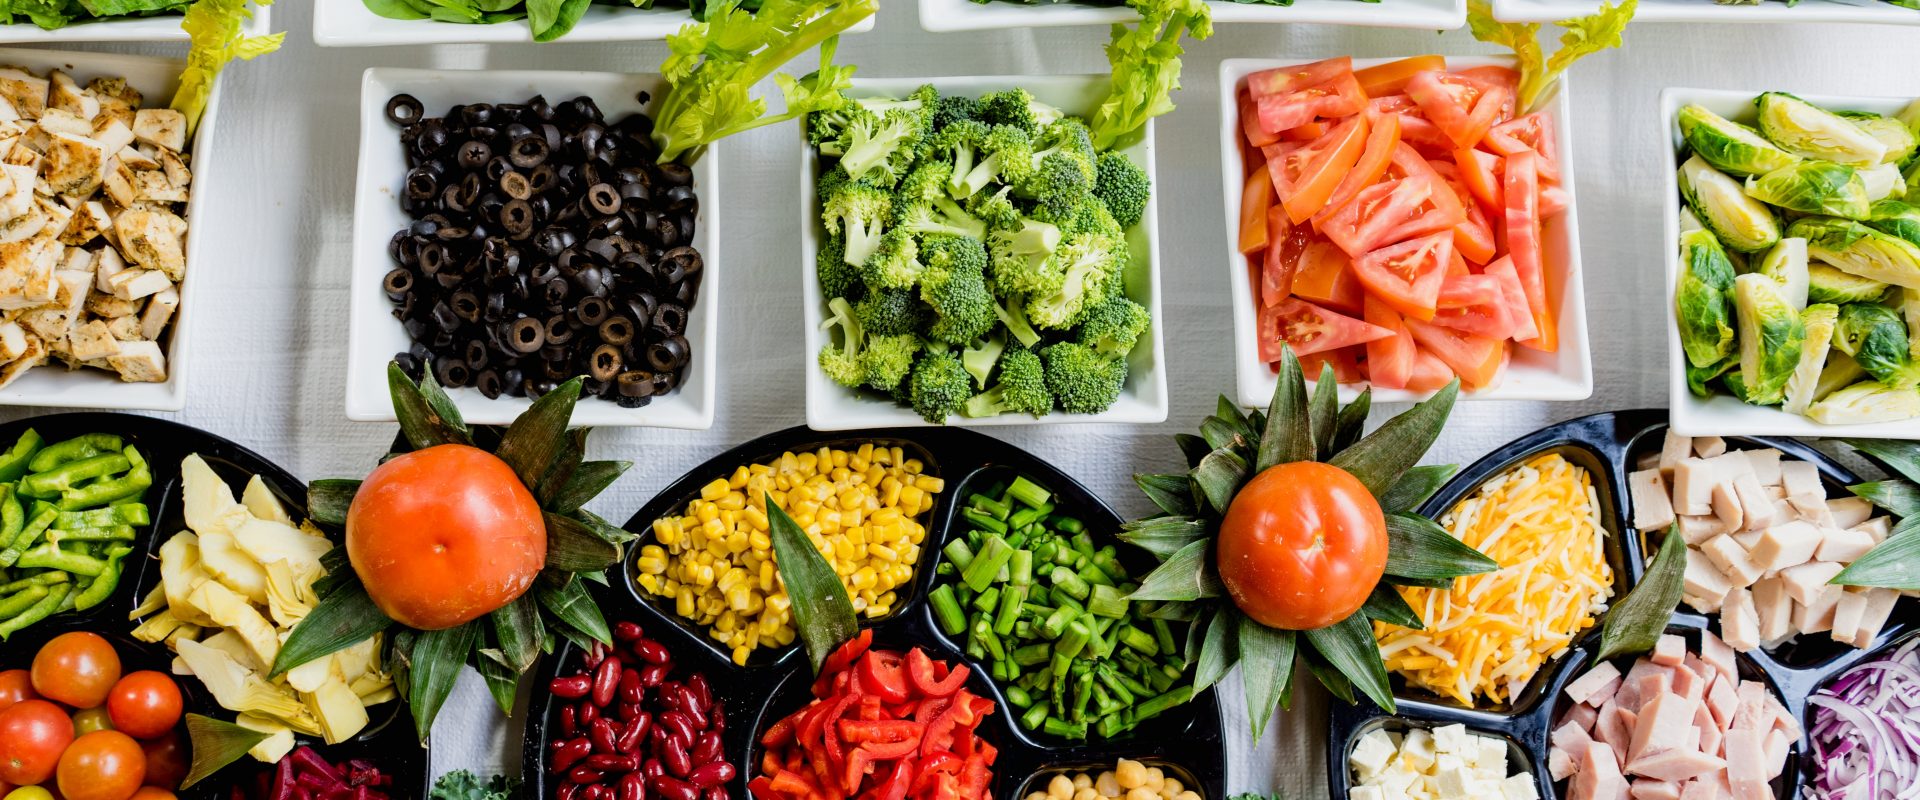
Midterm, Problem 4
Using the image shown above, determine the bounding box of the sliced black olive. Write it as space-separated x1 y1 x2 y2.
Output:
404 167 439 200
576 296 610 326
588 344 622 381
387 94 425 126
657 162 693 187
507 317 546 353
449 290 481 323
436 358 472 388
653 303 688 336
382 269 413 300
458 140 492 170
475 369 504 399
599 316 634 347
465 340 490 370
544 315 575 346
647 336 690 371
617 370 655 397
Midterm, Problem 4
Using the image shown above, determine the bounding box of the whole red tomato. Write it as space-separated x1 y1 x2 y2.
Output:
346 443 546 630
1216 461 1387 630
0 670 34 713
32 633 122 709
0 699 74 785
129 789 176 800
105 673 180 740
57 730 144 800
138 731 188 790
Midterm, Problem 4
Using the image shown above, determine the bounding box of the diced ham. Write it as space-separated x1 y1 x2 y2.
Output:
1651 634 1686 667
1670 663 1703 704
1553 720 1597 781
1694 436 1727 458
1778 560 1843 605
1572 743 1630 800
1631 469 1676 532
1731 681 1772 731
1566 661 1623 706
1659 430 1693 475
1627 691 1696 763
1705 676 1739 728
1762 730 1788 780
1699 631 1737 682
1564 702 1600 733
1744 449 1782 487
1595 700 1635 760
1722 728 1770 800
1748 521 1822 572
1693 700 1724 759
1631 782 1683 800
1627 747 1727 784
1677 778 1720 800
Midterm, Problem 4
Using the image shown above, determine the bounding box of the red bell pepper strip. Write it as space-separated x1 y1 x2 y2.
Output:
858 650 912 704
907 648 969 697
875 759 914 800
852 739 919 760
838 719 922 745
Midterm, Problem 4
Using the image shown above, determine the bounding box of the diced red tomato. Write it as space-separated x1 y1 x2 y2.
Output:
1539 185 1570 219
1405 70 1511 150
1299 346 1363 383
1407 348 1455 391
1351 231 1453 321
1455 65 1519 94
1312 111 1401 231
1354 55 1447 98
1405 318 1505 388
1271 114 1370 224
1322 173 1465 259
1484 113 1560 184
1248 58 1369 135
1430 167 1498 265
1281 120 1330 142
1503 151 1557 352
1262 206 1299 306
1290 238 1364 313
1482 255 1539 341
1256 297 1393 361
1239 166 1275 254
1431 274 1518 340
1363 296 1416 390
1437 272 1500 309
1368 94 1422 116
1453 147 1504 211
1239 91 1280 148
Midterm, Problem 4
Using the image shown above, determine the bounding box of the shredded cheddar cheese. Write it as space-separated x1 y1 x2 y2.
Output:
1374 454 1615 706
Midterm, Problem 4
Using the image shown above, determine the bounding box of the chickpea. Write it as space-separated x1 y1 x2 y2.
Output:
1161 778 1185 798
1095 772 1123 798
1144 767 1166 791
1074 788 1101 800
1175 792 1203 800
1028 794 1050 800
1049 775 1075 799
1115 759 1148 790
1074 774 1095 791
1126 789 1158 800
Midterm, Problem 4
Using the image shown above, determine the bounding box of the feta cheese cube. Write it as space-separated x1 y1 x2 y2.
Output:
1432 724 1472 756
1351 730 1397 778
1501 775 1539 800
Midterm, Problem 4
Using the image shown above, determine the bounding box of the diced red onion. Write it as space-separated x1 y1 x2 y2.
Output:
1811 639 1920 800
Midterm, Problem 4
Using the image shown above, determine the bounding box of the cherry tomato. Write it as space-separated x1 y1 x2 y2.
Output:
0 700 74 786
4 787 55 800
70 708 113 736
128 790 174 800
138 732 187 791
347 443 546 630
1217 462 1388 630
31 633 121 709
56 731 144 800
0 671 34 713
104 673 180 740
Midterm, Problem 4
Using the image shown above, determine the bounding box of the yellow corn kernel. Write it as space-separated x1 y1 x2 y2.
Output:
638 574 660 593
637 556 668 574
675 591 695 618
728 466 751 488
867 604 891 618
868 543 899 562
717 491 746 511
913 475 944 493
899 485 924 512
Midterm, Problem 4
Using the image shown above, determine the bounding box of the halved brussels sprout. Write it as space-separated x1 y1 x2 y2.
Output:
1904 288 1920 359
1757 93 1890 167
1733 273 1806 405
1679 104 1801 177
1839 111 1920 167
1676 228 1737 370
1757 237 1810 310
1835 302 1917 388
1860 163 1906 203
1681 155 1781 253
1817 350 1868 401
1723 371 1753 404
1900 99 1920 136
1784 303 1839 415
1687 356 1735 399
1680 205 1705 234
1744 161 1869 220
1808 262 1890 304
1807 380 1920 425
1790 215 1920 289
1869 200 1920 248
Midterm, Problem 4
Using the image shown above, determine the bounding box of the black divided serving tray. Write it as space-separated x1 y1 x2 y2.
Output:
0 412 426 799
524 425 1226 800
1326 409 1915 800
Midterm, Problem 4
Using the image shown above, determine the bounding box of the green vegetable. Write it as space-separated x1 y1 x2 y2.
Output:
1732 273 1806 405
1093 151 1151 229
1792 216 1920 291
1809 262 1891 304
1744 161 1870 220
1086 0 1212 151
430 770 522 800
0 431 152 638
1841 111 1920 167
1756 92 1890 167
1678 104 1800 177
1835 302 1918 388
1868 199 1920 248
1 0 191 30
1681 155 1781 253
1784 303 1840 415
172 0 283 139
1809 380 1920 424
1465 0 1637 114
1675 229 1737 370
1755 237 1810 310
766 500 857 674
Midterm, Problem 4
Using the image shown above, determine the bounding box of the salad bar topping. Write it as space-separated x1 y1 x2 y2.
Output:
1235 56 1569 392
639 444 940 665
1025 759 1201 800
1808 635 1919 800
132 455 393 761
0 1 188 29
544 620 730 800
0 67 195 388
360 0 725 41
1672 95 1920 424
1347 724 1533 800
809 84 1154 422
1376 453 1613 706
752 630 997 800
929 474 1191 741
240 746 394 800
381 92 701 407
1630 431 1904 651
1550 631 1793 800
0 430 152 639
0 632 188 800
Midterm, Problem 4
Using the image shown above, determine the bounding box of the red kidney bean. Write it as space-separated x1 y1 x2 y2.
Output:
618 714 651 753
704 787 726 800
591 718 619 754
619 669 644 704
685 762 734 789
619 773 647 800
558 784 580 800
560 705 579 737
593 656 624 707
584 643 607 670
633 639 672 665
662 738 692 779
584 786 611 800
619 702 644 722
686 673 712 711
658 712 694 743
580 701 601 727
642 758 665 781
586 754 640 773
638 664 668 687
681 698 708 732
648 776 698 800
553 738 592 773
614 621 644 642
568 766 606 785
707 706 724 733
551 675 592 698
690 732 721 766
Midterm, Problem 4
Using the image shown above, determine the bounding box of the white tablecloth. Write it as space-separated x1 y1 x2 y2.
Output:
13 3 1920 797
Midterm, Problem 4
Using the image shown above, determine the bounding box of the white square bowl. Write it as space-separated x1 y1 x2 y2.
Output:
1218 56 1593 410
1661 87 1920 439
1491 0 1918 24
0 47 224 411
917 0 1464 32
0 5 269 43
347 68 718 429
314 2 872 46
799 75 1168 431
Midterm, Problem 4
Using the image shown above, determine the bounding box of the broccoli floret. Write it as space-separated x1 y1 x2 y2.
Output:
977 88 1063 134
963 346 1053 418
1093 151 1151 229
823 181 893 267
855 285 924 337
1034 193 1122 240
968 185 1022 233
898 194 988 241
909 349 972 423
987 218 1065 297
816 235 864 302
859 229 923 291
899 160 955 206
962 330 1007 389
1014 119 1097 212
1041 341 1126 415
932 94 981 133
818 296 867 388
919 236 996 345
861 333 921 392
841 107 923 188
1028 232 1127 329
1078 296 1150 358
928 121 988 198
807 99 856 156
954 124 1035 199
